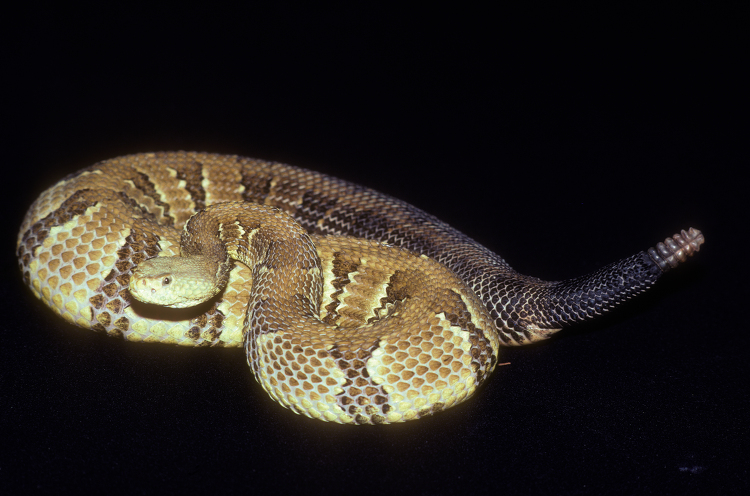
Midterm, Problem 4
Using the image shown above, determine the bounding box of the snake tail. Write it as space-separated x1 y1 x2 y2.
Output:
502 228 705 345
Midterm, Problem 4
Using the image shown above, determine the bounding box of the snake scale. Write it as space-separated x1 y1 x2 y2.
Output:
17 152 704 424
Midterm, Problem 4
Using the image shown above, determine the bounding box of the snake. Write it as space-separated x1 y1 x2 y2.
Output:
17 151 704 424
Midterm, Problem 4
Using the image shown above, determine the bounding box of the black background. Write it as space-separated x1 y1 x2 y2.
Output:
2 4 747 495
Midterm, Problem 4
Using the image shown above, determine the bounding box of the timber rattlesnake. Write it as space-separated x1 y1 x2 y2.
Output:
17 152 704 424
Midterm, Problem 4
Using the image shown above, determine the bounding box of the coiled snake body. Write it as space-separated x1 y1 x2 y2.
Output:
17 152 704 424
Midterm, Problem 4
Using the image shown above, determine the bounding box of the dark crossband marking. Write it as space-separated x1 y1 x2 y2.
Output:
321 252 360 326
240 170 273 205
172 160 207 212
128 171 175 226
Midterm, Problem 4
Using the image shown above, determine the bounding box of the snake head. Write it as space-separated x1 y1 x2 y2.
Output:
129 255 221 308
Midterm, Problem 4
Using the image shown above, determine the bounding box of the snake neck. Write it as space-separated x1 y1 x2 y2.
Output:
180 201 323 314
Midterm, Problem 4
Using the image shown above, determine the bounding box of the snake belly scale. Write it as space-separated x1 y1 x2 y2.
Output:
17 152 704 424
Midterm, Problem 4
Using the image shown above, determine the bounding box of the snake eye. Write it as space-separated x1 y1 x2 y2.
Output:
162 277 171 286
